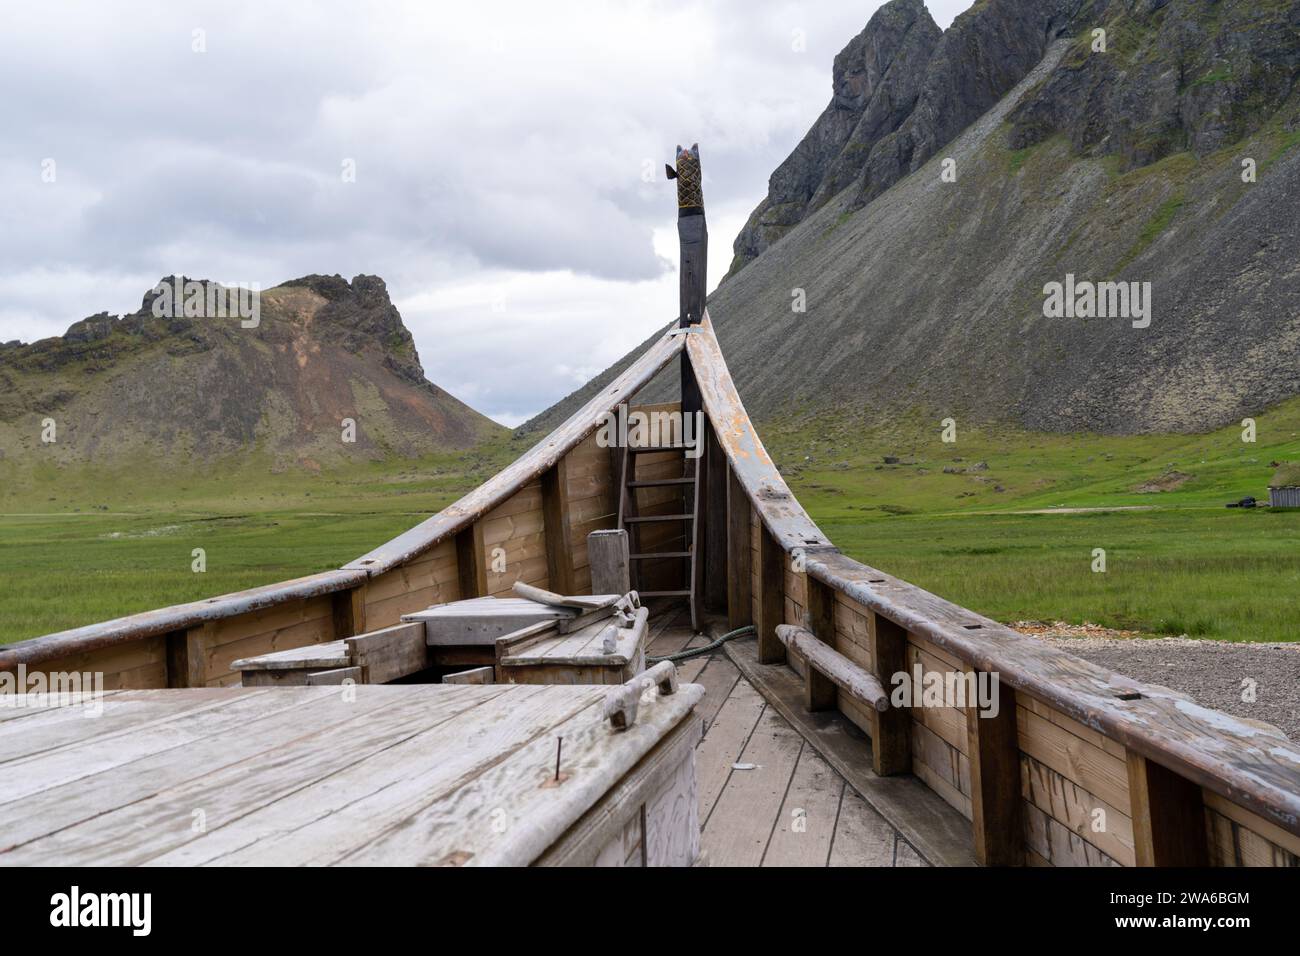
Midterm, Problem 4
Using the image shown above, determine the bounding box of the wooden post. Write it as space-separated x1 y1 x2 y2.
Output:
164 628 189 688
866 612 911 775
178 622 213 689
455 523 488 600
669 144 708 329
755 521 785 664
704 424 728 612
588 529 630 595
802 575 837 711
541 459 577 595
669 144 707 419
1126 751 1210 866
966 682 1023 866
726 465 752 631
331 583 367 640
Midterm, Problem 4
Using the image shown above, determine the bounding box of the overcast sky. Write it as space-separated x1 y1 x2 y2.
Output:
0 1 968 425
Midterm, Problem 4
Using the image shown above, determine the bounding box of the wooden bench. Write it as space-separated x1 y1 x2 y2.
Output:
495 606 650 685
234 622 428 686
236 595 650 688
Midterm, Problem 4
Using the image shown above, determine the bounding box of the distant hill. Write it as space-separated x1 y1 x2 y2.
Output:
0 274 504 472
523 0 1300 437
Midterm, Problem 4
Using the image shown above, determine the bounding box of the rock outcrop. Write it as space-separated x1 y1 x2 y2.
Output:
528 0 1300 438
0 275 504 468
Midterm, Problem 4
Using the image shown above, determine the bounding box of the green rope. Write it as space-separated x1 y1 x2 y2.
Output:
647 625 755 665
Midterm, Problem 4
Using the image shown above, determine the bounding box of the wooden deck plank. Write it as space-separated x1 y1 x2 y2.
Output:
761 745 844 867
0 691 125 724
337 686 704 866
1 687 504 865
702 706 804 866
894 838 930 867
0 689 419 851
695 678 766 821
682 652 741 733
0 688 255 762
150 685 579 865
1 690 322 804
725 636 976 866
828 790 898 867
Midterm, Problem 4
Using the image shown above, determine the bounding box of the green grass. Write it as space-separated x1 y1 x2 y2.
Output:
3 402 1300 645
757 396 1300 643
1117 192 1186 268
1192 68 1232 89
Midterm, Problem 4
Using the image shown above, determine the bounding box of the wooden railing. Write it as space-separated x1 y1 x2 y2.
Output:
685 312 1300 868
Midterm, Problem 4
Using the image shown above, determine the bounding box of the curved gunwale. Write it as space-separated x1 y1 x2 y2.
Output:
0 324 684 669
685 313 1300 837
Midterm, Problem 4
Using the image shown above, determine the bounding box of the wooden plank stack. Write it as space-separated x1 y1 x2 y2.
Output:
236 588 649 689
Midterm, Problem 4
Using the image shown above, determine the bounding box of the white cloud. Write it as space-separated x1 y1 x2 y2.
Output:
0 0 971 424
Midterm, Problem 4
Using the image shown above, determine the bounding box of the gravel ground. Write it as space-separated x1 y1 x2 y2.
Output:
1012 622 1300 740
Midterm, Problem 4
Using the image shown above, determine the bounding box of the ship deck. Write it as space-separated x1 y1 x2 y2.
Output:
648 607 966 867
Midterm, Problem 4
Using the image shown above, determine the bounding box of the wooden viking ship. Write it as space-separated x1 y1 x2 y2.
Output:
2 146 1298 868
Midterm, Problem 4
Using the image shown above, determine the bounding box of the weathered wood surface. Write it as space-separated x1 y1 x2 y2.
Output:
587 530 630 596
443 666 495 685
685 314 833 554
233 641 350 673
403 597 574 646
808 549 1300 838
510 581 621 612
967 685 1023 866
499 607 649 685
346 622 429 684
776 625 887 712
0 570 367 669
0 682 703 867
723 634 974 867
725 466 753 631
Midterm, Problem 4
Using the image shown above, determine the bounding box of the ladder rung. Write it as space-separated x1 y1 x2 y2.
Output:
630 551 691 559
628 445 693 454
628 477 694 487
640 590 692 598
624 514 693 523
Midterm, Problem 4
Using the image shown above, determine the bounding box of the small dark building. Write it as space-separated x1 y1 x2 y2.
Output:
1268 463 1300 508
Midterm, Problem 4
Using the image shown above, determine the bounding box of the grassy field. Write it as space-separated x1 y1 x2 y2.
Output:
2 402 1299 645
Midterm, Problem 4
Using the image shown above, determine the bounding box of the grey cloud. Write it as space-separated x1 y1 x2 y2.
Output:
0 1 973 422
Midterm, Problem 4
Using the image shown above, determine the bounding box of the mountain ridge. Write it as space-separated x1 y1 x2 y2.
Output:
0 274 504 472
523 0 1300 438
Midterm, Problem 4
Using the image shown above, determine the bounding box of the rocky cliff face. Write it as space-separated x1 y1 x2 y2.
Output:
528 0 1300 438
0 275 504 469
729 0 942 274
1008 0 1300 169
730 0 1102 276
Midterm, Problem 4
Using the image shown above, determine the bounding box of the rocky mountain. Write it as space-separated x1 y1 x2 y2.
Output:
0 275 504 470
525 0 1300 437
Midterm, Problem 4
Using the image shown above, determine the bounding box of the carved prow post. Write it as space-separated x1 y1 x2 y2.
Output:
667 144 708 417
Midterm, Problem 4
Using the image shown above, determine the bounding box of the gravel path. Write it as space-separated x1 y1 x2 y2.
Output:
1013 623 1300 740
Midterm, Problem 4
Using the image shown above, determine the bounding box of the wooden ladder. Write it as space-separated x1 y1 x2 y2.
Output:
617 443 702 631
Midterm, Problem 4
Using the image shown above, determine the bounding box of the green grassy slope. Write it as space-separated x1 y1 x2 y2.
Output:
2 403 1298 644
